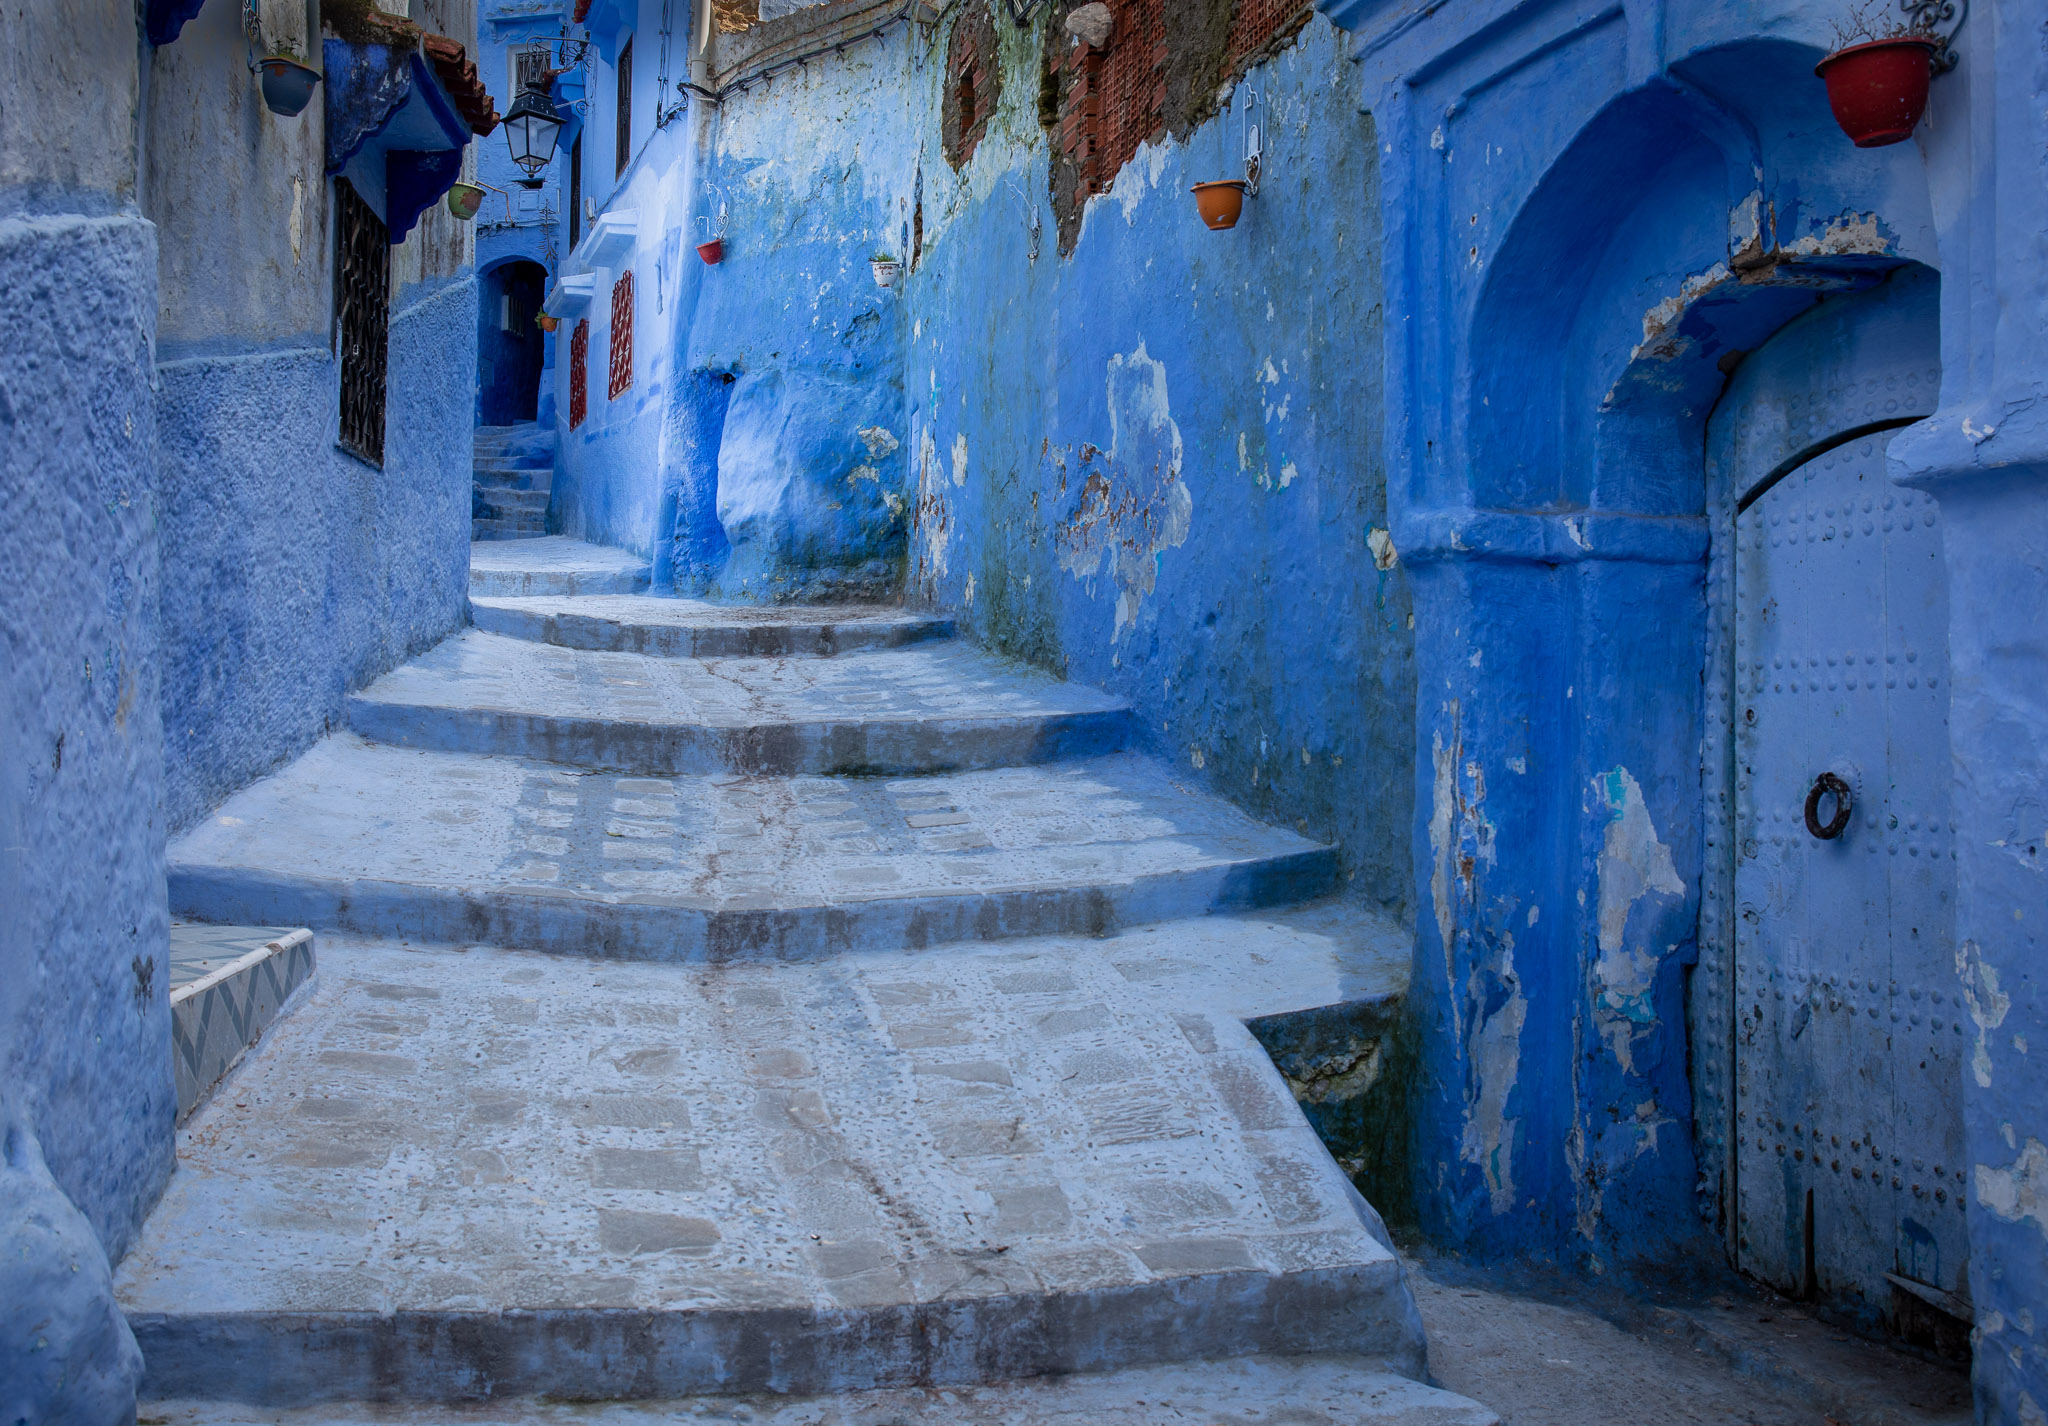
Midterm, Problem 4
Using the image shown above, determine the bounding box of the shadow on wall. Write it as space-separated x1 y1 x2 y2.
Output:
478 259 549 426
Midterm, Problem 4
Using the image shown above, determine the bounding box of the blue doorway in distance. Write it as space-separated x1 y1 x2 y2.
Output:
477 259 547 427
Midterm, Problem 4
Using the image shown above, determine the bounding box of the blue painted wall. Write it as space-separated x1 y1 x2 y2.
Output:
898 17 1412 904
149 0 482 832
2 7 167 1420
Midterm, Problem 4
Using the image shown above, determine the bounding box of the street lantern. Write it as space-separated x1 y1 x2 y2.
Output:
503 82 565 188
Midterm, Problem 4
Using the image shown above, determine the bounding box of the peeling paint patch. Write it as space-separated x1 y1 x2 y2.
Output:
1958 938 2012 1088
1367 527 1397 570
1976 1138 2048 1236
858 424 900 458
912 425 949 596
1055 343 1193 637
951 432 969 487
1591 767 1683 1071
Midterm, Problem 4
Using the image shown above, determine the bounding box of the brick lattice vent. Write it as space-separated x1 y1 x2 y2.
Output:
943 4 1002 170
608 270 634 401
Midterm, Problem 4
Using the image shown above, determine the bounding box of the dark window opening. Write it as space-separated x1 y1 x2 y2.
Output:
569 135 583 250
335 178 390 466
615 39 633 178
514 42 552 94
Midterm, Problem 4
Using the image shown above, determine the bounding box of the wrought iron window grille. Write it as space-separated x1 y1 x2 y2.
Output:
335 179 390 466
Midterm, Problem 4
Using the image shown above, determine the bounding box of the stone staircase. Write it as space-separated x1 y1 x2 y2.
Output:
121 539 1492 1423
472 422 555 541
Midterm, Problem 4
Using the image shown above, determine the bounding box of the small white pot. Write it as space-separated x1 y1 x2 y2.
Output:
870 259 903 290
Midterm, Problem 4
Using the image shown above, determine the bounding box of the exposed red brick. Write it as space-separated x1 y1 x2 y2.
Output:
942 5 1001 170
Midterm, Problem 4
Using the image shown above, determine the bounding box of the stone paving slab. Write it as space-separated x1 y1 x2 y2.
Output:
167 741 1336 960
118 912 1424 1404
347 632 1130 776
471 593 953 659
472 538 649 597
140 1353 1496 1423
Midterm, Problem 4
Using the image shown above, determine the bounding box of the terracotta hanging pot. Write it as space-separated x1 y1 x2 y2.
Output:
537 313 560 333
1190 180 1247 231
255 56 321 118
1815 37 1938 147
697 239 726 265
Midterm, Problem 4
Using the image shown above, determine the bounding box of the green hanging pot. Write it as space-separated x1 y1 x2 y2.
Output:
446 182 486 221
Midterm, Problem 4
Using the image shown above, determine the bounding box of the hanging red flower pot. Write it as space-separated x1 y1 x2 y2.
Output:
1815 37 1938 147
696 239 725 265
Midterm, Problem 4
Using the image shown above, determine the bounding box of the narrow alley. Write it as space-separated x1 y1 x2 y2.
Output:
3 1 2042 1424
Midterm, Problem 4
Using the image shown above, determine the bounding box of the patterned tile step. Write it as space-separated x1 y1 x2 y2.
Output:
471 537 648 597
346 632 1130 776
140 1353 1496 1423
471 592 953 659
166 741 1337 960
169 923 317 1122
119 910 1424 1404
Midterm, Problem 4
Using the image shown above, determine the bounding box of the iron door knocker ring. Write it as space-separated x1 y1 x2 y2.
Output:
1805 772 1853 840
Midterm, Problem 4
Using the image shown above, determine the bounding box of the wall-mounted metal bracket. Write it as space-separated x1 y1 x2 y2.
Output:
1903 0 1968 74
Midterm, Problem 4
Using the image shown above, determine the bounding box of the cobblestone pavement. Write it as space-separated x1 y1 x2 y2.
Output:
141 1353 1497 1423
346 631 1131 773
469 593 952 657
137 540 1470 1414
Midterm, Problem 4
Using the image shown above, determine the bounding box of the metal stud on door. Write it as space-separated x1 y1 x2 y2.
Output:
1733 431 1966 1327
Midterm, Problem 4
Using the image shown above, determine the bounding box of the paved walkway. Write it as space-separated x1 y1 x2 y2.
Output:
126 539 1488 1420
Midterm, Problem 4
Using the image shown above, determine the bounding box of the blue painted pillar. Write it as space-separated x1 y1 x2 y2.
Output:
1407 533 1704 1264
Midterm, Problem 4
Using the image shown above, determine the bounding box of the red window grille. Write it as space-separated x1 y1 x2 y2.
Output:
608 270 634 400
569 319 589 428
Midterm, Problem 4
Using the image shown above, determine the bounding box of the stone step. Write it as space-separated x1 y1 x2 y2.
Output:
472 536 649 597
116 913 1430 1406
345 631 1131 777
472 592 953 658
472 518 548 542
141 1355 1496 1423
166 741 1338 960
473 488 550 519
472 465 553 492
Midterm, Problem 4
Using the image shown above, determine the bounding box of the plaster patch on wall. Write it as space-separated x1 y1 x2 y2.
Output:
952 431 969 487
1368 527 1397 570
1611 208 1899 404
1976 1138 2048 1236
1055 343 1193 637
1462 947 1527 1216
912 424 950 595
1957 938 2012 1089
1591 767 1682 1073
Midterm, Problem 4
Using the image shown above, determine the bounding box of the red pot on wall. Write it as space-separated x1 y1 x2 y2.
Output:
696 239 725 265
1815 37 1938 147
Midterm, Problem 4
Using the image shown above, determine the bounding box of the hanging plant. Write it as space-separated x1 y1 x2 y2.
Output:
870 255 903 289
1815 0 1945 147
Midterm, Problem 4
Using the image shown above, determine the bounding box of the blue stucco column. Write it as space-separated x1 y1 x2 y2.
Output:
1888 1 2048 1418
1405 529 1706 1264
